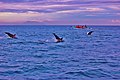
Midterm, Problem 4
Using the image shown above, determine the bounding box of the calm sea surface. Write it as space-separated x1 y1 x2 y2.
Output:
0 25 120 80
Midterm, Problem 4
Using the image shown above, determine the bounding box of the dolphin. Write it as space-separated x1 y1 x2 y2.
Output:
87 31 94 35
5 32 17 39
53 33 64 42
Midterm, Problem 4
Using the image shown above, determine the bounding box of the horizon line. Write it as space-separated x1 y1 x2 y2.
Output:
0 24 120 26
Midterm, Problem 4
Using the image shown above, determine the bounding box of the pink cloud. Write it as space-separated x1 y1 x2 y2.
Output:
112 20 120 23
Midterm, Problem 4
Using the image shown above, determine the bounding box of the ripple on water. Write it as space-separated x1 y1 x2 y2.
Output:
65 71 93 78
0 70 22 76
0 65 19 69
64 68 115 79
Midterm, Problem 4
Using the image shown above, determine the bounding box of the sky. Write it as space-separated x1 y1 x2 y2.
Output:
0 0 120 25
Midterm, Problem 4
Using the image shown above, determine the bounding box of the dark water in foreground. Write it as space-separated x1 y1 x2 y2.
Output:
0 25 120 80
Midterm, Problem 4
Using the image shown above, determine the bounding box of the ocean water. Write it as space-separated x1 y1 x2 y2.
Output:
0 25 120 80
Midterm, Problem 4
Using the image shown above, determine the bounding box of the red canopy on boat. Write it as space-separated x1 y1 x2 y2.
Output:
75 25 87 29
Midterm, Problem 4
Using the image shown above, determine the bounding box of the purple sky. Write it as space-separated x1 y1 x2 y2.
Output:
0 0 120 25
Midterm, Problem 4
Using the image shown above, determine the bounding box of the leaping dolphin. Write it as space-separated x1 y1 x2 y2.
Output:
53 33 64 42
5 32 17 39
87 31 94 35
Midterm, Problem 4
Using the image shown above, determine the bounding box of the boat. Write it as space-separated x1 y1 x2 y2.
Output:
72 25 87 29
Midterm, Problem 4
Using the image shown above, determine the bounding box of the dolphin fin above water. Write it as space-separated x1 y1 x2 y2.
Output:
53 33 63 42
53 33 61 39
87 31 94 35
5 32 17 39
